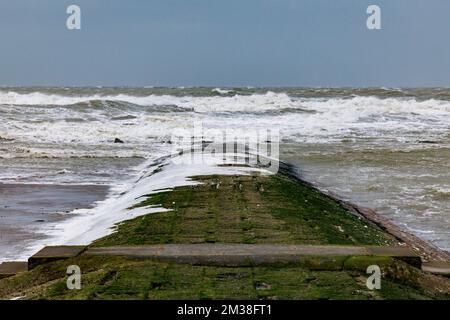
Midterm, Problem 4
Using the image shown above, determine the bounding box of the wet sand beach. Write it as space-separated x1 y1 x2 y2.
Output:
0 183 109 262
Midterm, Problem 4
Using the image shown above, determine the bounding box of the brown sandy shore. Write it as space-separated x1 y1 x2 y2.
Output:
282 162 450 263
0 183 109 262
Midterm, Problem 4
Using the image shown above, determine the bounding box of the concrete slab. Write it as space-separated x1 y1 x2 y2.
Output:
366 246 421 268
422 261 450 276
87 244 364 257
86 244 420 269
28 246 86 270
0 261 28 279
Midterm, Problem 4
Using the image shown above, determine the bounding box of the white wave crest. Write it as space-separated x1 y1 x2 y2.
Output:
2 92 450 155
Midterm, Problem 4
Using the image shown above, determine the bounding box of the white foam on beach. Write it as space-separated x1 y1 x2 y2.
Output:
8 152 271 261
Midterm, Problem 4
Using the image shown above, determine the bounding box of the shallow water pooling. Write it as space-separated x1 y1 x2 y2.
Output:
0 183 109 262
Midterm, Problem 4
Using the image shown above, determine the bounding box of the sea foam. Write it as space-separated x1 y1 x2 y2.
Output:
11 152 272 261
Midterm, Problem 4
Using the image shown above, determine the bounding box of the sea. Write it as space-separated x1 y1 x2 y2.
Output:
1 87 449 261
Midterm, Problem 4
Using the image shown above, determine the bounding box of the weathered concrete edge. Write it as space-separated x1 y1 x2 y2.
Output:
0 262 28 280
28 246 87 270
83 252 407 270
85 244 422 269
422 262 450 276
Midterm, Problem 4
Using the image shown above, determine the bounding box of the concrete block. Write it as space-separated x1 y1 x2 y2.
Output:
28 246 86 270
0 261 28 279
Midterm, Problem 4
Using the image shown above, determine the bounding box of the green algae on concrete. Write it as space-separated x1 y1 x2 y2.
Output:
0 255 446 300
93 174 395 247
1 172 450 300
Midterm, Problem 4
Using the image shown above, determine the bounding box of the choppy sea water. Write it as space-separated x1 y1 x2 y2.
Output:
0 87 449 258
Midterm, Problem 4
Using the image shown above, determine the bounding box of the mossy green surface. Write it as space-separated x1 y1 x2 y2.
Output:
1 172 449 300
93 174 393 247
0 255 443 300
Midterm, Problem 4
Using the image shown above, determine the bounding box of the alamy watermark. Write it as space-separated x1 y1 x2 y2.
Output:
67 265 81 290
65 5 381 31
367 5 381 30
66 5 81 30
366 265 381 290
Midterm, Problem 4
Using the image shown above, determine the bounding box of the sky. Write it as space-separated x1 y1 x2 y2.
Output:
0 0 450 87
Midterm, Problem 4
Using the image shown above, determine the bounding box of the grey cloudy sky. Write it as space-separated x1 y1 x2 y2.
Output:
0 0 449 87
